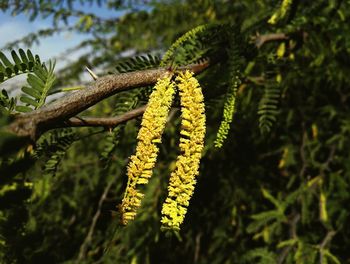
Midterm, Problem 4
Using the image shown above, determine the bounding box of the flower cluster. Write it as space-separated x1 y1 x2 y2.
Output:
119 75 175 225
161 71 206 231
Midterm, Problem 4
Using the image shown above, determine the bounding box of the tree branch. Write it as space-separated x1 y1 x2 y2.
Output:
8 62 209 140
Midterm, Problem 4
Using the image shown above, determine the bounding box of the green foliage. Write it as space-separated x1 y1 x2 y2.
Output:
36 129 77 177
242 247 277 264
115 54 161 73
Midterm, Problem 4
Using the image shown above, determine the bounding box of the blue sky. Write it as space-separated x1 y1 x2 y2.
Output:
0 2 130 91
0 2 125 65
0 12 88 64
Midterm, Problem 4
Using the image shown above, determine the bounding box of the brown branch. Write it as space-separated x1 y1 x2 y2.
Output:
254 33 289 48
319 145 336 177
319 230 336 264
299 128 308 179
77 179 114 261
7 62 209 140
58 105 147 129
277 213 300 264
193 232 202 263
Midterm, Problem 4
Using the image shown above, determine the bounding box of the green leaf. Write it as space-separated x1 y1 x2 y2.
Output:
15 105 33 113
20 96 39 107
26 49 35 62
277 239 297 248
19 49 29 64
27 73 45 91
19 62 27 72
11 50 22 66
261 188 282 210
0 51 13 68
5 67 12 77
21 86 41 99
0 61 5 72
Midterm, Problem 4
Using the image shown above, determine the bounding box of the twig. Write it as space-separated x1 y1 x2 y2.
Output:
319 230 336 264
319 145 336 177
254 33 289 48
194 232 202 263
277 213 300 264
58 105 147 129
320 231 336 249
77 180 115 261
299 129 308 179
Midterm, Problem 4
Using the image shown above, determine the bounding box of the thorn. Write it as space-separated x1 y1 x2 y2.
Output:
86 66 98 81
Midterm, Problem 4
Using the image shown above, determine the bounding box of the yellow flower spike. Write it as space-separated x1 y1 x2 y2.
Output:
119 74 175 225
161 70 206 231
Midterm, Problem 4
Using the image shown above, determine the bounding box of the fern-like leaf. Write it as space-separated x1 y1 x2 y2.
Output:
0 49 56 113
0 49 39 83
258 82 280 134
160 24 220 67
18 60 56 112
115 54 161 73
35 129 77 177
214 27 244 148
